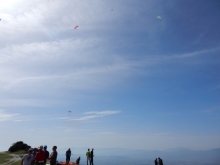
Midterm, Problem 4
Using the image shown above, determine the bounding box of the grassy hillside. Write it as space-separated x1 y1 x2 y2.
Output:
0 153 13 164
0 150 26 165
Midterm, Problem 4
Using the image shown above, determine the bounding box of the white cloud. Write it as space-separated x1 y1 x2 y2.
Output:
67 110 121 121
84 110 121 115
0 99 64 107
0 110 19 122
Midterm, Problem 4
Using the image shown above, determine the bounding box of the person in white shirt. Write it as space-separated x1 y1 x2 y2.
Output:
21 148 34 165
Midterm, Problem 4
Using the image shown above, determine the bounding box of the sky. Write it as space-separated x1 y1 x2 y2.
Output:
0 0 220 152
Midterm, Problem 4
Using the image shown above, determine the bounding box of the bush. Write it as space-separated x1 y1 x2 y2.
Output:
8 141 31 152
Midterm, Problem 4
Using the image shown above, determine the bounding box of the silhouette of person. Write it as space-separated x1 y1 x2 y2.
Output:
158 157 163 165
76 157 81 165
90 148 94 165
44 145 49 165
154 158 158 165
49 146 58 165
159 158 163 165
66 148 71 164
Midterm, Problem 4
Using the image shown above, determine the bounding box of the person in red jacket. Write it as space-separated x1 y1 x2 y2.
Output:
35 146 45 165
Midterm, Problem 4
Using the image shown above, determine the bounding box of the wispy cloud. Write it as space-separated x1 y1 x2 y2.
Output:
94 131 116 135
0 99 64 107
0 110 19 122
84 110 121 116
67 110 121 121
143 47 220 63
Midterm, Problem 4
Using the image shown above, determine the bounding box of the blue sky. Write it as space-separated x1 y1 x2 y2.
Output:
0 0 220 152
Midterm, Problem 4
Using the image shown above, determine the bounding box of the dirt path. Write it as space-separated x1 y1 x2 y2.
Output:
1 153 21 165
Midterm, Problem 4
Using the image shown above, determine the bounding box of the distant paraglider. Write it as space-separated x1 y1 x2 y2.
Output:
105 63 108 69
157 16 161 21
74 26 79 30
68 110 71 115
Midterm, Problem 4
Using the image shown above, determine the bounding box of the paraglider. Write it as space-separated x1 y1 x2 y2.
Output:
157 16 161 21
105 63 108 69
68 110 71 115
74 26 79 30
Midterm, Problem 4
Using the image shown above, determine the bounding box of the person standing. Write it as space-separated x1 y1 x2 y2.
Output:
76 157 80 165
35 146 45 165
21 148 34 165
154 158 158 165
90 148 94 165
159 157 163 165
86 149 91 165
32 148 38 157
66 148 71 165
43 145 49 165
49 146 58 165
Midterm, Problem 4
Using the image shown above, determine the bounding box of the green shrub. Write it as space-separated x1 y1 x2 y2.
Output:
8 141 31 152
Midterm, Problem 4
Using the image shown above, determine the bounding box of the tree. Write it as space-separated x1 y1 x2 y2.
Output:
8 141 31 152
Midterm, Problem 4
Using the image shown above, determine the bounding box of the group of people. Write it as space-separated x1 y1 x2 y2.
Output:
154 157 163 165
65 148 94 165
65 148 81 165
21 145 93 165
21 145 57 165
86 148 94 165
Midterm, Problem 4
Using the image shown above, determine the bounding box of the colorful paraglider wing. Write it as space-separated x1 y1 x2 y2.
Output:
74 26 79 30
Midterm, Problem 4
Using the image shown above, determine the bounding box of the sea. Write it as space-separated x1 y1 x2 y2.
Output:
57 154 151 165
56 154 220 165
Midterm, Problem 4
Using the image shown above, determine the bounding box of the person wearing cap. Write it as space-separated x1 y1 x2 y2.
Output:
49 146 58 165
43 145 49 165
86 148 91 165
35 146 45 165
21 148 34 165
90 148 94 165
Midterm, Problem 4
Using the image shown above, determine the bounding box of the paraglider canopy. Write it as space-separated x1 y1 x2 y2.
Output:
157 16 161 21
74 26 79 30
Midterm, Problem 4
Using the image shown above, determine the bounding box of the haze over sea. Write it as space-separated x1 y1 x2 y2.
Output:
56 148 220 165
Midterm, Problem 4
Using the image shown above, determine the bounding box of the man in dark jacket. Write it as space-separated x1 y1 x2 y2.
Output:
43 145 49 165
